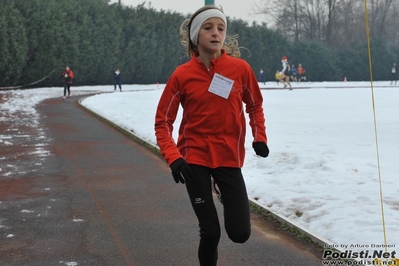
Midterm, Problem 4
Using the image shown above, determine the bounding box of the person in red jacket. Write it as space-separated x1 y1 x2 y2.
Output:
154 5 269 266
61 65 74 99
297 63 306 82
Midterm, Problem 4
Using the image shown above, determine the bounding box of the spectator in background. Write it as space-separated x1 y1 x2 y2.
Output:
391 63 397 85
259 68 265 84
114 68 122 91
297 64 306 82
290 64 297 82
61 65 74 99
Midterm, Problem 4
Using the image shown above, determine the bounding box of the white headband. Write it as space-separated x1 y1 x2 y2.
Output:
190 9 227 46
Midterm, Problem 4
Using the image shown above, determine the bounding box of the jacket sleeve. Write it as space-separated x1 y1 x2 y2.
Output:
154 74 183 166
69 70 74 79
242 64 267 144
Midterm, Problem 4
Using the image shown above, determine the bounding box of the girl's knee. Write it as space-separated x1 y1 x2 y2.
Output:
227 228 251 243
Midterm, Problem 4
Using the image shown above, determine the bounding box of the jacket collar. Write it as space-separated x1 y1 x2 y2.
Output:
192 49 226 66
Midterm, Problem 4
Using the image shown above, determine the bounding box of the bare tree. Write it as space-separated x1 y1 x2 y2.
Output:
255 0 398 48
330 0 365 48
325 0 338 43
384 0 399 46
368 0 396 38
259 0 341 42
258 0 303 41
300 0 324 40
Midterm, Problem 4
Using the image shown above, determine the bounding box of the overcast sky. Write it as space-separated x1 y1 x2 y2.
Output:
109 0 268 24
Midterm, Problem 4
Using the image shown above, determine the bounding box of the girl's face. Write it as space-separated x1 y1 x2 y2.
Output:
197 17 226 55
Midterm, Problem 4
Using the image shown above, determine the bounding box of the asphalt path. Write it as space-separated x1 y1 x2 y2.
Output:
0 95 323 265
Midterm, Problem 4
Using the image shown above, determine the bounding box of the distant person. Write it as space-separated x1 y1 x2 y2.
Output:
114 68 122 91
297 64 306 82
275 70 281 85
279 56 292 89
61 66 74 99
259 68 265 84
290 64 298 82
154 5 268 266
391 63 397 85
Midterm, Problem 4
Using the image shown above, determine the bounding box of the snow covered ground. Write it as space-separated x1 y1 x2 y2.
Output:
1 81 398 260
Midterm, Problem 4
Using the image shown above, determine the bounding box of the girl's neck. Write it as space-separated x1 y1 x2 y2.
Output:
196 50 222 69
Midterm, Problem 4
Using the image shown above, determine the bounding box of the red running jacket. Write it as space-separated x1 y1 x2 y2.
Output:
61 69 74 84
155 50 267 168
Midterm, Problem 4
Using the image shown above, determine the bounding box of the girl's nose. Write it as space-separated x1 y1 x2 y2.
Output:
212 28 219 36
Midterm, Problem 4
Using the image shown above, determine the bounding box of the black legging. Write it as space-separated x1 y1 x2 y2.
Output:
185 165 251 266
114 81 121 91
64 83 71 96
391 73 397 84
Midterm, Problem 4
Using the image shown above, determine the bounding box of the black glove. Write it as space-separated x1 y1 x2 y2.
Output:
170 158 193 184
252 142 269 158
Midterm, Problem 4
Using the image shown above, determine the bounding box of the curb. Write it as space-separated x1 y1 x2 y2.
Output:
249 201 339 250
77 95 343 254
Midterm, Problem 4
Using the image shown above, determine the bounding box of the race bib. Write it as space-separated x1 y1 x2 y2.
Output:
208 73 234 99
